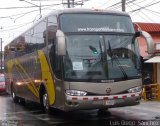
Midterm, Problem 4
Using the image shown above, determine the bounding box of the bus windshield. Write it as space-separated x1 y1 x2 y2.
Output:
60 13 134 33
63 34 141 82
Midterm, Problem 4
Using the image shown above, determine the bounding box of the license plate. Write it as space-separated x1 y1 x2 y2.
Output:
105 100 115 105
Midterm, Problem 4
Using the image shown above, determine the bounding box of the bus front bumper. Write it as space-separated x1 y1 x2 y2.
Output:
64 92 141 111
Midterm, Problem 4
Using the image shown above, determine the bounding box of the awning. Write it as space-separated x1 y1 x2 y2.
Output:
145 56 160 63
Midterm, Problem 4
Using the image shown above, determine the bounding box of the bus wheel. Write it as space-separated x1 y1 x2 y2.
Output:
42 92 51 114
12 87 18 103
19 98 26 106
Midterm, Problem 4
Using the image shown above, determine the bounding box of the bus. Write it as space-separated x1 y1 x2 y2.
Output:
4 8 153 113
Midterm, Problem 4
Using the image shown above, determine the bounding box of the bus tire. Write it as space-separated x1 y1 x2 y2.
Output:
43 92 51 114
11 85 18 103
40 87 51 114
19 98 26 106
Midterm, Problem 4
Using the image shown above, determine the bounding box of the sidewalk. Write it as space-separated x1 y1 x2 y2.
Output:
109 100 160 120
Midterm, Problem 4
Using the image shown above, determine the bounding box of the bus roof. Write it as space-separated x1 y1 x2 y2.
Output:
5 8 130 47
48 8 130 17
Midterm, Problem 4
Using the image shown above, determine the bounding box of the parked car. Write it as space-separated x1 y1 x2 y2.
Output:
0 74 6 92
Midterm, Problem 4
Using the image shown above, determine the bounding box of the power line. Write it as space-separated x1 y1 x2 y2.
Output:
105 0 135 11
0 10 38 19
128 6 149 22
128 0 160 23
0 5 39 9
0 3 62 24
106 1 121 9
128 0 155 11
139 9 155 22
0 3 62 9
0 21 33 32
113 0 138 11
0 3 62 19
0 21 33 29
106 1 121 10
0 3 64 33
128 0 160 13
0 0 86 21
130 1 160 16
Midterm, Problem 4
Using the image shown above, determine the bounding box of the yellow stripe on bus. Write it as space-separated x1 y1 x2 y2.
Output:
7 59 39 97
7 60 14 81
14 60 39 97
38 50 55 105
14 59 39 97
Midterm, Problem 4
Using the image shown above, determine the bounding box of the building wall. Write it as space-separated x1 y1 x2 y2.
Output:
137 32 159 83
135 23 160 84
138 32 160 57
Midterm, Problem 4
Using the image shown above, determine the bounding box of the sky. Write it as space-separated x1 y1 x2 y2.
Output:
0 0 160 49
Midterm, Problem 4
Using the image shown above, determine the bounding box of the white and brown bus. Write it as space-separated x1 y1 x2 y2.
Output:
4 8 153 113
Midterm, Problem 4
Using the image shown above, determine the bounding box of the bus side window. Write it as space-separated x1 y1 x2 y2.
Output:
49 41 63 79
47 15 62 78
9 46 16 59
34 21 46 50
47 15 57 45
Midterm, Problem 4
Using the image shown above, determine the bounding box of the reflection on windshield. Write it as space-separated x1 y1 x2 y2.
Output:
108 40 128 79
64 35 141 82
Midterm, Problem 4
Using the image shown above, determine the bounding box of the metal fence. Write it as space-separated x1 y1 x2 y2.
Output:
142 83 160 101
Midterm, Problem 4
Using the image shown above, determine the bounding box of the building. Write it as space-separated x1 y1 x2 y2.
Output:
135 23 160 84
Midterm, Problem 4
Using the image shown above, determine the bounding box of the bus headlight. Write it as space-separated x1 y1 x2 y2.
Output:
65 90 87 96
128 86 142 93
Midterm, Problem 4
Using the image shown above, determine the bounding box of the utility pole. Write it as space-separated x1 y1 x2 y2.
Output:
67 0 70 8
122 0 126 12
20 0 42 18
63 0 83 8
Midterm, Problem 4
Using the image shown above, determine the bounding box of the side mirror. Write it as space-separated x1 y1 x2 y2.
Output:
56 30 66 56
140 31 154 54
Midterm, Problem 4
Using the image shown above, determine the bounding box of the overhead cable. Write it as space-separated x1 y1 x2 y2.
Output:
129 1 160 13
0 3 62 9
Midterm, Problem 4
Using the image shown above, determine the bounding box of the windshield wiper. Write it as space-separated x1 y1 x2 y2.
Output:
102 37 109 78
108 40 114 66
98 39 109 78
99 40 103 63
108 40 128 79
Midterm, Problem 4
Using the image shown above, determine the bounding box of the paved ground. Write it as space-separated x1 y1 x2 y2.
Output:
0 94 119 126
109 100 160 120
1 93 160 126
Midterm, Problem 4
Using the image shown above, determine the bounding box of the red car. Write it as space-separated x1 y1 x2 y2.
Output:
0 74 5 92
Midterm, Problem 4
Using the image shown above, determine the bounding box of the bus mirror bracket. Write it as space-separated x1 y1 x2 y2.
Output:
56 30 66 56
135 31 141 37
140 31 154 54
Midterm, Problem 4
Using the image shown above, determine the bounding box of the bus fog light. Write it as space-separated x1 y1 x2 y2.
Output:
128 86 142 93
66 90 87 96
